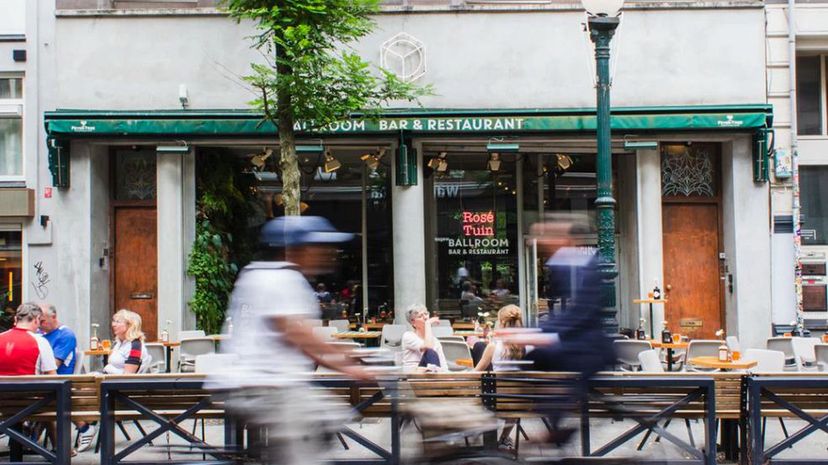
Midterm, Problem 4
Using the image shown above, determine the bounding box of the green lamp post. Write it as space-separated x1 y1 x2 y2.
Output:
583 0 623 333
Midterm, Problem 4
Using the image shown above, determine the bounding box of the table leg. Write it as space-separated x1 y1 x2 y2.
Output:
667 347 674 372
649 303 655 338
720 418 739 461
165 347 172 373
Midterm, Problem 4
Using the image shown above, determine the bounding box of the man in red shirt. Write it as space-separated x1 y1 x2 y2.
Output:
0 303 57 375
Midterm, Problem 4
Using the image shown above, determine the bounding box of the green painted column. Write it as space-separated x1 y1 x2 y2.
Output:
588 16 620 333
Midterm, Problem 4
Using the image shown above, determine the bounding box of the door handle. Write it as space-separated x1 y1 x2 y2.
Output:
665 284 672 291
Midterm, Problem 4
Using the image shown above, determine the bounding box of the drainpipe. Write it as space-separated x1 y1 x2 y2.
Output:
788 0 802 324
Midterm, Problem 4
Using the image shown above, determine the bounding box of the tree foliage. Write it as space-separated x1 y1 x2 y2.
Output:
223 0 430 214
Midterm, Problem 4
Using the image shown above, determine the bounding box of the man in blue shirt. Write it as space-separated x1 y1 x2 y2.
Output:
39 304 77 375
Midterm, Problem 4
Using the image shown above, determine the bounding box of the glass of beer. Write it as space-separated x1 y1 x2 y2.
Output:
731 350 741 361
101 339 111 350
672 334 681 344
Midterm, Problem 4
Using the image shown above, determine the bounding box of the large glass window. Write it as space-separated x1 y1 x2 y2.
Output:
0 77 23 177
425 152 520 318
248 147 394 319
0 230 22 331
801 165 828 245
797 56 822 136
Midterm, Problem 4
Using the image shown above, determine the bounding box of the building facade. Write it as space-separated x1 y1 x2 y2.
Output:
766 0 828 332
23 0 774 349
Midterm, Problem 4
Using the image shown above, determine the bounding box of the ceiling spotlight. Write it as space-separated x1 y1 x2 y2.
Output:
361 153 380 171
429 152 448 172
556 154 573 171
488 153 501 172
323 150 341 173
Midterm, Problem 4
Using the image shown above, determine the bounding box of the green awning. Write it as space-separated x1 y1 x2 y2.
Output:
44 105 772 138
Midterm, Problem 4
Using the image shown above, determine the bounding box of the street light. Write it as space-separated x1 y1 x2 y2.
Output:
583 0 623 333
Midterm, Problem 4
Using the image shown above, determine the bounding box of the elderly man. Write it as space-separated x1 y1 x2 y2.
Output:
0 303 57 375
39 304 77 375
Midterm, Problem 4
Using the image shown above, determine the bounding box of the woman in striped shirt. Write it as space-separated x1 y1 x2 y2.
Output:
103 309 150 374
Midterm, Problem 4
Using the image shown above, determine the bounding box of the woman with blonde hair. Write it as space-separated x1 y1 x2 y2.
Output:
103 309 151 374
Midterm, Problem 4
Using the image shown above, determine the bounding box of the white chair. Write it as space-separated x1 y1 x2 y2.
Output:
613 340 652 371
743 349 785 373
72 350 86 375
766 337 797 370
438 335 466 344
726 336 741 352
791 337 820 371
313 326 339 341
431 326 453 338
380 324 406 350
178 337 216 372
435 319 452 327
638 349 664 373
329 319 350 333
194 353 239 374
814 344 828 372
685 340 725 372
144 342 166 373
179 330 206 340
440 340 472 371
306 319 324 328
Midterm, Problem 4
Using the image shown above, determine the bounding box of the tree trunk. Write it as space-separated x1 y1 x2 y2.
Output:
276 56 301 216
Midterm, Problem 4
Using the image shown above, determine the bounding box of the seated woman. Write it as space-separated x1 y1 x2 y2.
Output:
103 309 151 374
473 304 526 448
401 304 448 372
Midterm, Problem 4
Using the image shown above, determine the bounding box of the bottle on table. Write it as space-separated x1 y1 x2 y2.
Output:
661 321 672 344
160 319 171 342
652 279 662 300
90 323 100 350
225 317 233 336
718 340 730 362
636 318 647 340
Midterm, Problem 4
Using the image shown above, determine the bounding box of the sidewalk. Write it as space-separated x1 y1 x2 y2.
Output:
31 415 822 464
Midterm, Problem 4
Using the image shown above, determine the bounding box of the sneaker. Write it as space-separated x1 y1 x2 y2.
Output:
76 425 96 453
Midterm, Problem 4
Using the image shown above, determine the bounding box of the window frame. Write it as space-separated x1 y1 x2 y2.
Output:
0 75 24 181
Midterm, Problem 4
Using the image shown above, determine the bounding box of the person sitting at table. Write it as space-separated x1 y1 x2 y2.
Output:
0 303 57 375
473 304 526 448
103 309 151 375
402 304 448 372
314 283 333 304
38 303 77 375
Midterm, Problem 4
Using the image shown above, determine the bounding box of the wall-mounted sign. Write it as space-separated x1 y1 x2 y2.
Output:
774 149 792 179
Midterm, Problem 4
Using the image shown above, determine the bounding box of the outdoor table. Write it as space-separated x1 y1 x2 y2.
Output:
452 322 476 330
633 298 667 337
349 322 386 331
688 356 757 371
334 331 382 347
160 341 181 373
84 348 111 367
649 340 689 371
455 358 473 368
454 330 484 337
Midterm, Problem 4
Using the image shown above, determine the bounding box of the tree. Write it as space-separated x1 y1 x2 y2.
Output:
223 0 430 215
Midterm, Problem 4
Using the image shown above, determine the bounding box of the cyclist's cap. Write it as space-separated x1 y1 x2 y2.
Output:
259 216 354 248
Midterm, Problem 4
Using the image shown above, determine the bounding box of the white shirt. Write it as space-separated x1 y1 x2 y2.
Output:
401 331 448 372
214 261 319 387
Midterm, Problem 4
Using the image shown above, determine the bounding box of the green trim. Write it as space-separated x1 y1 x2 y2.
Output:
44 105 772 138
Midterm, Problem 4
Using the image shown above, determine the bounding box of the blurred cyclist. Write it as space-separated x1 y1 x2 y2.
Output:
211 216 371 465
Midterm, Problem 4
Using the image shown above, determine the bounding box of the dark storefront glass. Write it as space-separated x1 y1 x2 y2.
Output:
426 153 520 317
0 230 22 330
801 166 828 245
250 149 393 319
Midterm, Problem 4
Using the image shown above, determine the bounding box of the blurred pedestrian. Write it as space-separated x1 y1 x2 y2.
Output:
212 216 370 465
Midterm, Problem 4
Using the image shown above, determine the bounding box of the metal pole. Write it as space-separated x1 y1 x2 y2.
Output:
588 15 620 333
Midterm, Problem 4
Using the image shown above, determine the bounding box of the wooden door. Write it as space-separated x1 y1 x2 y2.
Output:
113 207 158 341
662 204 722 339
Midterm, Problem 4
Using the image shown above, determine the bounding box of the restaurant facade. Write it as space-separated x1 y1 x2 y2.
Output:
25 0 774 349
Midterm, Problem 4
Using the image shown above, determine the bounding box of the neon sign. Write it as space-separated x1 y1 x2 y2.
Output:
462 211 494 237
